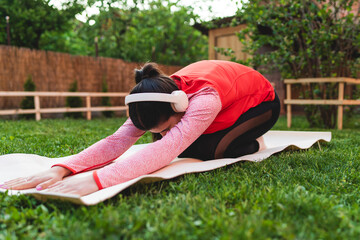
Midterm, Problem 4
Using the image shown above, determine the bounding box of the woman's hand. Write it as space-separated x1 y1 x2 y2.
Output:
0 166 71 191
44 174 99 197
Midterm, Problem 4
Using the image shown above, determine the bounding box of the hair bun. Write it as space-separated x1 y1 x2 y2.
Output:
134 63 162 84
135 69 144 84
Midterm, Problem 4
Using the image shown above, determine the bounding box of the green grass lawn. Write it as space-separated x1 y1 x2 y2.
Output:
0 115 359 239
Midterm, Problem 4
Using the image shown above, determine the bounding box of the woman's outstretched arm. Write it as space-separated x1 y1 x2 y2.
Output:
1 119 145 191
52 118 145 174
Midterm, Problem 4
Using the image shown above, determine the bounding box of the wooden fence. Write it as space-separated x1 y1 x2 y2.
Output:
0 91 128 120
0 45 182 111
284 77 360 129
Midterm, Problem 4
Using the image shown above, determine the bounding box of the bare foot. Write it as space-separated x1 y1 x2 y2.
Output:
256 136 267 151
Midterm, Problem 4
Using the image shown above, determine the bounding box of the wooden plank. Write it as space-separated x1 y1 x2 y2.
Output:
208 24 248 61
86 96 91 120
34 95 41 121
286 84 292 128
0 106 128 115
39 106 128 113
208 29 215 60
284 99 360 105
0 91 128 97
0 109 38 115
215 34 248 61
40 107 96 113
284 78 360 84
89 106 128 112
338 83 344 130
342 100 360 105
85 92 128 97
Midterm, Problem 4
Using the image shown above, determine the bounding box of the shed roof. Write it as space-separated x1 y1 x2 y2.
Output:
193 16 244 35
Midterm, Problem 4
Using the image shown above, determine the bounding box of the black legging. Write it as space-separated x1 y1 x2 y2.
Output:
179 93 280 160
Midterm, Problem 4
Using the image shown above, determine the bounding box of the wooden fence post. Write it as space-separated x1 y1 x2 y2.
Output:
86 96 91 120
337 82 344 130
286 83 292 128
34 95 41 121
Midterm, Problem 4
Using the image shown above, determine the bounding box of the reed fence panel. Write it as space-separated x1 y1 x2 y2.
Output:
0 45 182 114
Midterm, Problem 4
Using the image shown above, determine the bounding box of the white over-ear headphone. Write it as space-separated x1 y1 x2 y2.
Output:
125 90 189 112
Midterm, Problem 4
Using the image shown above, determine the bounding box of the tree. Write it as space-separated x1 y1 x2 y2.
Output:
38 19 92 55
78 0 208 65
1 0 208 65
229 0 360 128
0 0 84 49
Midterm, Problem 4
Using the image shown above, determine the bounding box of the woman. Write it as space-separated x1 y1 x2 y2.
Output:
1 60 280 196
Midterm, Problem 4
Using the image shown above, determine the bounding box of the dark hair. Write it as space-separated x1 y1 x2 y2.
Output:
128 63 179 139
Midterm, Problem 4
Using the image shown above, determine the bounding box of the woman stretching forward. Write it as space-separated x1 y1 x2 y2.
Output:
1 60 280 196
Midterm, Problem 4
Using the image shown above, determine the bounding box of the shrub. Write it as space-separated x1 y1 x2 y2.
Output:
65 80 83 118
101 76 114 118
20 75 36 119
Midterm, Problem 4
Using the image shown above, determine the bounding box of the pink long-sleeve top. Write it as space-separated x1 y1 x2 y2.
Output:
53 87 222 189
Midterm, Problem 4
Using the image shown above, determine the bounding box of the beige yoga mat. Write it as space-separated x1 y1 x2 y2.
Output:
0 130 331 205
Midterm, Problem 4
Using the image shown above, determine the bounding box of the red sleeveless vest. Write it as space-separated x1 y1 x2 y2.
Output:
171 60 275 134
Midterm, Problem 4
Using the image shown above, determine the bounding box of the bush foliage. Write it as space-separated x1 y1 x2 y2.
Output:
65 80 83 118
101 76 114 118
20 75 36 119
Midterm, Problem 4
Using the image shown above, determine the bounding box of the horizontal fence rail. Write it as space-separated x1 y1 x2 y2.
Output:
284 77 360 84
0 91 129 121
